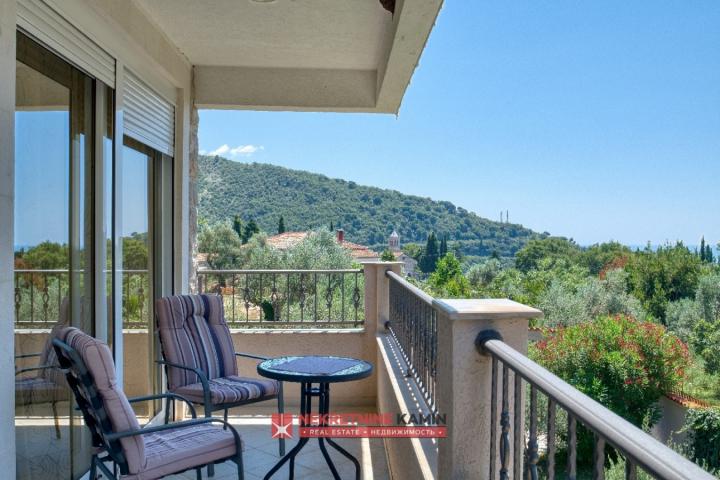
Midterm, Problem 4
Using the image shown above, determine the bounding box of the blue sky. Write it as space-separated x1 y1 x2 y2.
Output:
199 2 716 247
15 111 149 247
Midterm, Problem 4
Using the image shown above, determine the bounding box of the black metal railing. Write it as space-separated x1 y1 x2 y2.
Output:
476 330 716 480
386 270 437 412
13 269 149 329
196 269 364 328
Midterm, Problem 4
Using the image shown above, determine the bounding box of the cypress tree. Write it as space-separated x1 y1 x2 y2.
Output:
277 216 286 234
242 219 259 244
329 221 334 232
420 232 440 273
439 235 448 257
700 237 707 262
232 215 243 239
706 244 714 263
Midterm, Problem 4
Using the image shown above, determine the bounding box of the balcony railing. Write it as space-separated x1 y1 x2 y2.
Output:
383 268 715 479
196 269 365 328
474 332 716 480
386 270 437 411
13 269 149 329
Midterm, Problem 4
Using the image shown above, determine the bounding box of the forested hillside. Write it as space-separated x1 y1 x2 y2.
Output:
197 155 542 257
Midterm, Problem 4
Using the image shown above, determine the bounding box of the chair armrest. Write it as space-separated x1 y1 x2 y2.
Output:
234 352 269 361
105 418 242 455
156 360 212 412
127 393 197 418
15 352 42 359
15 364 54 376
156 360 208 384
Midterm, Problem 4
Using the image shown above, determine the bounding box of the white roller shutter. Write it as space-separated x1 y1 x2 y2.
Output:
123 69 175 157
17 0 115 87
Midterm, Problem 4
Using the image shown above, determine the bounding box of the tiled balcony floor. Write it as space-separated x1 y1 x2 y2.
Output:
168 415 390 480
15 411 389 480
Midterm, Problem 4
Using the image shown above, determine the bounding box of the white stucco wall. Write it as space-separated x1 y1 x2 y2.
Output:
652 396 689 447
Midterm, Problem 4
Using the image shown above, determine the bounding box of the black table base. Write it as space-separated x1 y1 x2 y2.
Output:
264 382 360 480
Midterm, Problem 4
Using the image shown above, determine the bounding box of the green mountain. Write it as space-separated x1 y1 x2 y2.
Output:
197 155 543 257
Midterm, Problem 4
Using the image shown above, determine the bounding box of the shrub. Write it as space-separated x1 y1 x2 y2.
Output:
533 315 689 426
665 298 702 344
538 280 589 326
696 273 720 323
604 457 652 480
466 258 502 287
198 224 244 270
260 300 275 321
692 320 720 375
538 270 646 327
532 315 689 463
380 249 396 262
428 253 470 297
625 243 701 322
683 407 720 471
284 229 354 269
580 241 631 276
515 237 581 272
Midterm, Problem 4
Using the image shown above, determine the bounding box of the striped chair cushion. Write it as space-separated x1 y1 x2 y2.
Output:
175 376 280 405
58 327 146 475
155 295 238 391
15 376 66 405
31 298 71 389
125 423 239 480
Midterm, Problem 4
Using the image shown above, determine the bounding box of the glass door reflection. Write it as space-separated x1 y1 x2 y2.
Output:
119 140 152 415
14 31 110 480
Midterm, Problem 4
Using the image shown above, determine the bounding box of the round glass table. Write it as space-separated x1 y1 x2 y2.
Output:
257 355 373 480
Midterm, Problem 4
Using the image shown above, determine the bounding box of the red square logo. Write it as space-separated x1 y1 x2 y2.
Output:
271 413 294 439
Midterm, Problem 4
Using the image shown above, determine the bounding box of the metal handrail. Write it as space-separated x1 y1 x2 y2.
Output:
196 269 365 326
199 268 362 274
385 269 437 411
14 269 70 273
14 269 149 273
385 270 433 306
14 269 149 328
479 334 715 480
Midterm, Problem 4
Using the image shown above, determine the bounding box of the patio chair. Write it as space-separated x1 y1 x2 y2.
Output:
52 326 244 480
14 299 71 439
155 294 285 456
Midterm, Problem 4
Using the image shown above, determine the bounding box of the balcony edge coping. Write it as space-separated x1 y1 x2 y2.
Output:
432 298 543 321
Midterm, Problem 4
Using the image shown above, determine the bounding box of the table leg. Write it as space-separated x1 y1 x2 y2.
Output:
264 437 308 480
326 438 361 480
318 382 361 480
318 437 342 480
263 382 363 480
264 382 312 480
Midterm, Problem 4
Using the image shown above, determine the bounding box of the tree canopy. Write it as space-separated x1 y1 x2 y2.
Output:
197 155 541 258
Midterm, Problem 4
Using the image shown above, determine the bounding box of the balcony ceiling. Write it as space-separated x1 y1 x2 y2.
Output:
132 0 444 113
133 0 391 71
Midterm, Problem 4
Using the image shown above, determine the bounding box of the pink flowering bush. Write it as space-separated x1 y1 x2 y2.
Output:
532 315 689 427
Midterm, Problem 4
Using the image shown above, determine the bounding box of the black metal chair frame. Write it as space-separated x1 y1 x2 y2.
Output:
52 338 245 480
15 351 63 439
157 352 286 457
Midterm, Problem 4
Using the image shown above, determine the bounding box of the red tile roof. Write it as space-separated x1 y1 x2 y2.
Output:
265 232 379 260
265 232 309 250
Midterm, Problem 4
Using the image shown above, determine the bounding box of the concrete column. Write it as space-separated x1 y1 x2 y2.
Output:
184 72 198 294
0 0 16 475
434 299 542 480
361 261 402 332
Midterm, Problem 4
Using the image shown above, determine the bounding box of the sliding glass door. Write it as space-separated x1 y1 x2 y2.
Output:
14 31 102 480
14 30 175 480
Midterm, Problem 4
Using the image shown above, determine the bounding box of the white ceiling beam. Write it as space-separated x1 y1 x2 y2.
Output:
376 0 445 114
194 66 378 112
